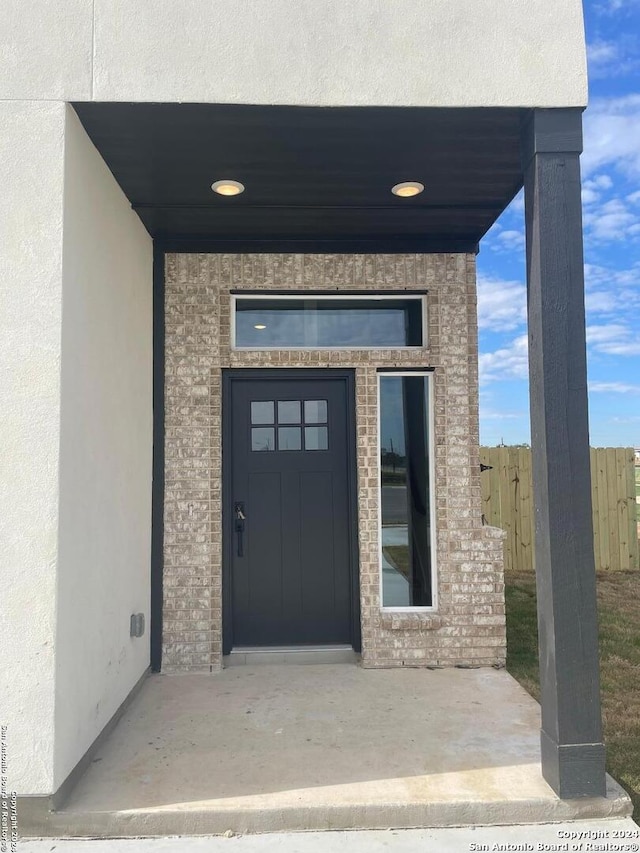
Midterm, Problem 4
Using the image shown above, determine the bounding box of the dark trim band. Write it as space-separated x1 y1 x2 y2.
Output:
150 243 165 673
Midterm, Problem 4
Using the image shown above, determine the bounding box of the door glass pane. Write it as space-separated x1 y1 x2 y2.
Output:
251 401 274 424
278 400 301 424
305 426 328 451
304 400 327 423
278 427 302 451
251 427 275 451
379 375 432 607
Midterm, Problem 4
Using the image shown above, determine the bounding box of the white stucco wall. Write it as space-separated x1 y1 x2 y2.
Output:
0 0 92 100
54 107 153 790
0 103 152 797
0 101 66 794
1 0 587 107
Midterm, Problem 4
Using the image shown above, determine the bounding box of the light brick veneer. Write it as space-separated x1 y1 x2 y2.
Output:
163 253 506 671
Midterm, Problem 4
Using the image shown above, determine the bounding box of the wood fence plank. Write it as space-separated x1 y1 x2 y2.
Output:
631 455 639 570
480 447 496 528
519 446 533 573
616 448 630 571
510 447 521 572
499 447 512 570
625 449 638 571
480 446 638 574
492 450 501 529
606 447 620 570
493 451 501 529
596 449 610 571
590 447 600 572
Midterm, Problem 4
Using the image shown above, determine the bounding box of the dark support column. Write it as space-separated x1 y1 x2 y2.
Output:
522 109 606 799
150 242 165 673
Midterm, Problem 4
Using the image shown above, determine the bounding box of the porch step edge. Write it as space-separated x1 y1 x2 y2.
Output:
20 775 633 838
225 646 358 666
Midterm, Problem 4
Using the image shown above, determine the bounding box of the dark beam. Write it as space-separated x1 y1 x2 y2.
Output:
522 108 606 799
132 203 504 212
155 236 479 254
150 243 165 673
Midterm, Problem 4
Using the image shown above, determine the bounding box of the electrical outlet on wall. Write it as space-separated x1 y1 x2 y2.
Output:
130 613 145 638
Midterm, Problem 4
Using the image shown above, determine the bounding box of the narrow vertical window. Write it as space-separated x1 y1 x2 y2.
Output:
379 374 433 608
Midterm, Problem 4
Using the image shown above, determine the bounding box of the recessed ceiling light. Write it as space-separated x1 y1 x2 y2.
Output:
254 324 266 330
211 179 245 196
391 181 424 198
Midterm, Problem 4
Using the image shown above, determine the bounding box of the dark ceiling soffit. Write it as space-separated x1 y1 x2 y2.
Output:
153 236 481 254
72 102 525 254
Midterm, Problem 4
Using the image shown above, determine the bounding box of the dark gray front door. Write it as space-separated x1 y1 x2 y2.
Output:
227 374 355 648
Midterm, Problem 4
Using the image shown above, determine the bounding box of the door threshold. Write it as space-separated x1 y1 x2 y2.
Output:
224 645 358 666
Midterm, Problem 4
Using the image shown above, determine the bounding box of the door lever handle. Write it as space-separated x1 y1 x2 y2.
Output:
234 502 246 557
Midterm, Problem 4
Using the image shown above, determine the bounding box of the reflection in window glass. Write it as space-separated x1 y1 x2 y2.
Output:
278 401 301 424
379 375 432 607
305 426 328 451
251 401 274 424
304 400 327 423
251 427 275 451
278 427 302 451
235 297 423 347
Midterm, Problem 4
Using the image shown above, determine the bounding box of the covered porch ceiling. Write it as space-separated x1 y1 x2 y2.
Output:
72 103 526 253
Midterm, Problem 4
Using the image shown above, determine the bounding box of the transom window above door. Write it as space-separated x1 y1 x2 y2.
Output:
251 399 328 451
233 294 425 349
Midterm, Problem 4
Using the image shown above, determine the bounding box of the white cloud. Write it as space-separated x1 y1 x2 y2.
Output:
481 410 524 420
580 172 640 246
582 187 600 206
477 276 527 332
589 381 640 394
587 322 630 343
479 335 529 384
508 189 525 215
585 261 640 290
488 228 526 254
595 0 640 14
585 290 621 313
583 95 640 177
598 340 640 355
583 197 640 241
587 37 640 78
587 40 620 78
590 175 614 190
588 40 619 64
582 174 614 206
587 323 640 356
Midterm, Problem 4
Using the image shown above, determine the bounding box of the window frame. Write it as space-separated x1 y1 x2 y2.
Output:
377 370 438 613
231 292 427 351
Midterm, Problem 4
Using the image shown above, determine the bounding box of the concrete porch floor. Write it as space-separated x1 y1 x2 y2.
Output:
24 665 632 837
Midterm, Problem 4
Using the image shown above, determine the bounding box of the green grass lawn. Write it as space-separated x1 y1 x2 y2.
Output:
506 569 640 818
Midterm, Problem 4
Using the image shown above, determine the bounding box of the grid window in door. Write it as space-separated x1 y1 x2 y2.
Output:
251 399 328 451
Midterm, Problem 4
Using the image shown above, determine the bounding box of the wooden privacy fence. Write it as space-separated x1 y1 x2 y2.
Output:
479 446 638 573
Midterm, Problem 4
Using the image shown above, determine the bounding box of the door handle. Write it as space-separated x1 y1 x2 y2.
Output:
234 502 246 557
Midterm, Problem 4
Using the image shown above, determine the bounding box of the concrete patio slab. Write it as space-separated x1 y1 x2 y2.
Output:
21 666 632 837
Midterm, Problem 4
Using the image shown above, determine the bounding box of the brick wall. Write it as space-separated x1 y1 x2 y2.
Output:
163 253 506 671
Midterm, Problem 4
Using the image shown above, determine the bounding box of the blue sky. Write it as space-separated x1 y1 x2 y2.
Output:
477 0 640 448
